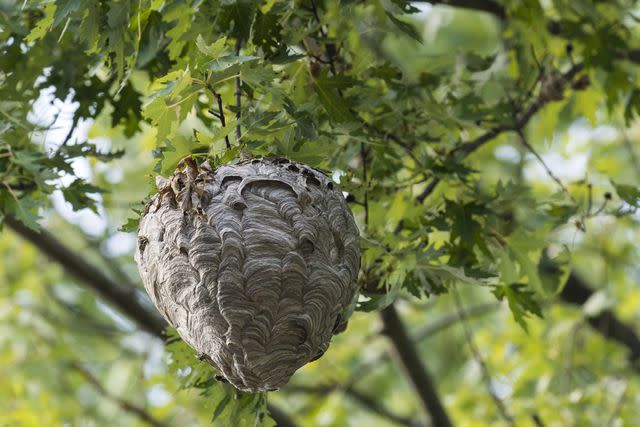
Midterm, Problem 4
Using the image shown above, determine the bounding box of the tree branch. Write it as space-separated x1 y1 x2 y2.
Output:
452 289 515 425
70 362 168 427
287 384 421 427
515 128 575 202
288 302 499 425
3 215 166 337
235 37 242 142
420 62 584 202
267 404 301 427
380 305 453 427
418 0 505 19
3 216 301 427
560 273 640 363
414 302 500 341
205 83 231 149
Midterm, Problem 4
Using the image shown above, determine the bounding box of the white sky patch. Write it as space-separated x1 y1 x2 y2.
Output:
102 232 136 257
143 339 168 378
494 145 521 163
28 86 111 235
523 123 602 184
121 331 154 354
490 377 513 400
97 300 135 331
147 384 172 407
422 4 448 42
51 190 108 236
412 2 433 19
523 151 589 183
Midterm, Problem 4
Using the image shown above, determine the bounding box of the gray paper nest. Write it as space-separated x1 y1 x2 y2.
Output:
134 157 361 392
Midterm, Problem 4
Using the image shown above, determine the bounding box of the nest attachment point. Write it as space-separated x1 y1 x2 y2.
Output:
134 157 361 392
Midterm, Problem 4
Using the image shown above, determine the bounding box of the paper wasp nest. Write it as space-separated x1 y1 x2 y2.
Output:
135 157 361 392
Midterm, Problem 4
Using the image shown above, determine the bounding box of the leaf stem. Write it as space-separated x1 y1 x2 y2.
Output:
205 82 231 149
235 38 242 144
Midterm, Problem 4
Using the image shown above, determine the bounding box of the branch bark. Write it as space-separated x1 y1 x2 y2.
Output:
287 383 421 427
560 273 640 363
419 0 505 19
4 215 166 337
380 305 453 427
3 215 300 427
267 404 301 427
70 362 168 427
235 37 242 142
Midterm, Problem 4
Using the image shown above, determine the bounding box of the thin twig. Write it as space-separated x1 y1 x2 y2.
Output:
70 362 168 427
605 381 628 426
414 302 500 341
361 143 369 227
516 128 576 203
309 0 339 76
417 177 441 204
205 83 231 149
234 38 242 142
286 384 421 427
531 413 546 427
452 288 516 426
420 63 584 203
621 129 640 179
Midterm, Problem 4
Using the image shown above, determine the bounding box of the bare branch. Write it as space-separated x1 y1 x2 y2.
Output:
452 289 515 426
380 305 453 427
420 63 584 203
3 215 166 337
235 38 242 142
531 413 546 427
416 177 441 204
560 273 640 364
418 0 506 19
414 302 500 341
70 362 168 427
516 129 575 202
361 142 370 227
287 384 421 427
205 83 231 149
268 404 300 427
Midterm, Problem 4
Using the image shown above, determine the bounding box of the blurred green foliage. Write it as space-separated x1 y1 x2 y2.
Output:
1 0 640 426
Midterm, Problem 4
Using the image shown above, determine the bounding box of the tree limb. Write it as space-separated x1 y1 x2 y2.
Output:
70 361 168 427
414 302 500 341
235 37 242 142
3 215 166 337
452 289 515 425
380 305 453 427
3 215 301 427
560 273 640 363
287 383 421 427
418 0 505 19
267 404 301 427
